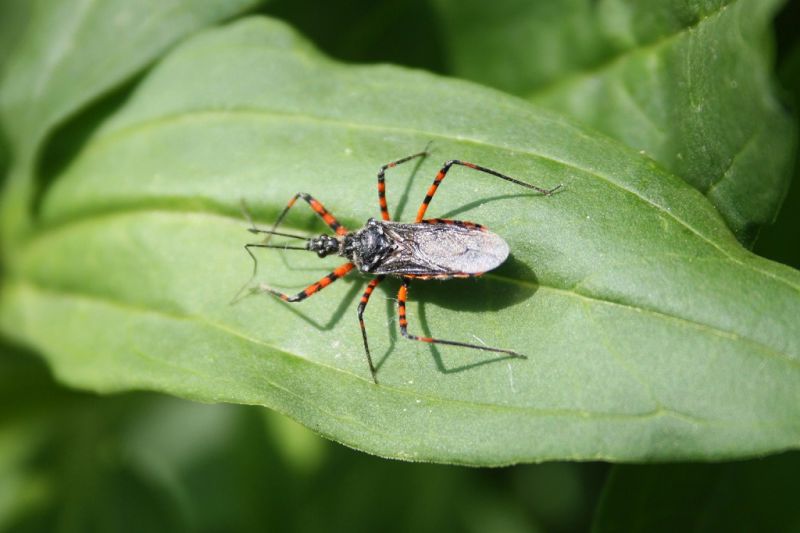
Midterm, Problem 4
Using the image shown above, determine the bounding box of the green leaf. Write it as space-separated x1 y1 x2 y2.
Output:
432 0 795 242
592 455 800 532
0 0 264 244
0 0 33 79
0 347 600 531
754 39 800 270
2 17 799 465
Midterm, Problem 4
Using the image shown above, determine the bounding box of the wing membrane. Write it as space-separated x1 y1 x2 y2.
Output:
373 221 509 276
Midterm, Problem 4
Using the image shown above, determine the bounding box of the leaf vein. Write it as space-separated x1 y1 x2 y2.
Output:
67 108 800 292
25 206 799 367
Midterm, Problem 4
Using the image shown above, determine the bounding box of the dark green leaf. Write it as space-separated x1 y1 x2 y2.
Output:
0 0 33 79
264 0 446 72
0 0 264 244
433 0 795 242
754 38 800 269
2 17 799 464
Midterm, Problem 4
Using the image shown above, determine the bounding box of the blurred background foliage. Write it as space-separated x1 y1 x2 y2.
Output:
0 346 609 533
1 0 798 531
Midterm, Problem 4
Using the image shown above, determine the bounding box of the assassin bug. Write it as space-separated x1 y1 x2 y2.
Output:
242 149 562 384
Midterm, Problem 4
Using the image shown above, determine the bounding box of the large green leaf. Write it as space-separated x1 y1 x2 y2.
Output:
2 17 799 465
0 0 263 245
433 0 795 242
0 345 601 532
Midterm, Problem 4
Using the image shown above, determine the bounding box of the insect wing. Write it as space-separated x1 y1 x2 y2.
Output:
376 222 509 276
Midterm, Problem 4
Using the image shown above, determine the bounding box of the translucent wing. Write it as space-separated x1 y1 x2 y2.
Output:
373 221 509 276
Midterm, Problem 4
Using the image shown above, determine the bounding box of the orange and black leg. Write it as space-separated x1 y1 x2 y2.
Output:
397 278 526 358
254 192 348 241
240 192 348 285
414 160 562 222
259 263 355 302
376 147 430 221
357 275 385 383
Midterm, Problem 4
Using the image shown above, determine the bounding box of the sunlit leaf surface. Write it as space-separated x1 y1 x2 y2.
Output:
1 18 799 464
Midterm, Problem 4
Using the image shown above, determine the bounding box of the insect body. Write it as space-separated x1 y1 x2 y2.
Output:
345 219 508 277
244 151 561 384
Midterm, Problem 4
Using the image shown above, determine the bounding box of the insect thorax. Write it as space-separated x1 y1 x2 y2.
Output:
343 218 393 272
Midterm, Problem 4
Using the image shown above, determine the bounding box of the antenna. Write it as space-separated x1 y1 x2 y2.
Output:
247 228 310 241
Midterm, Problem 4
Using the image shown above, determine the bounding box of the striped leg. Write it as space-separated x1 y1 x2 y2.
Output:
397 278 525 357
255 193 348 242
414 160 563 222
376 148 430 221
357 275 385 383
235 195 347 305
259 263 354 302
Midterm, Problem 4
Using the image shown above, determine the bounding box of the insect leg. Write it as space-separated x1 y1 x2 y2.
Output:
376 146 431 221
258 262 355 302
252 193 348 242
414 160 562 222
238 193 348 290
397 278 526 358
357 275 385 384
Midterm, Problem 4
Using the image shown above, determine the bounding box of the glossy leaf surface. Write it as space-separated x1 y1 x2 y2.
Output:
434 0 795 242
2 18 799 464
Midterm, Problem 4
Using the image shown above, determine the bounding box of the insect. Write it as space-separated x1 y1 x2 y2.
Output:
242 149 562 384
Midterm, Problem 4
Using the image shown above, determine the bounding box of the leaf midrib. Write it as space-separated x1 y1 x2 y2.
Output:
19 207 799 369
50 106 800 292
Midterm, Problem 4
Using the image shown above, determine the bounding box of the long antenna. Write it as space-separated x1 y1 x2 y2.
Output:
247 228 310 240
234 199 314 305
246 243 308 251
240 199 310 241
